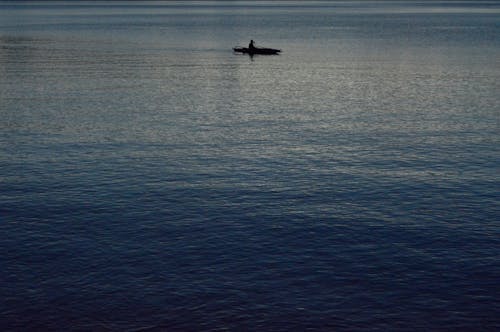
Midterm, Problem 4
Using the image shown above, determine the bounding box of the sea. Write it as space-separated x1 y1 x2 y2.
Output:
1 1 499 330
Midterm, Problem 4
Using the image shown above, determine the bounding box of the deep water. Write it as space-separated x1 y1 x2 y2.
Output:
1 1 499 330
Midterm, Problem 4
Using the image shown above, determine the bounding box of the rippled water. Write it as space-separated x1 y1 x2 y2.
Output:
1 1 499 330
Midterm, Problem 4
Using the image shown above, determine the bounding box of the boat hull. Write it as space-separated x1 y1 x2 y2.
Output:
233 47 281 55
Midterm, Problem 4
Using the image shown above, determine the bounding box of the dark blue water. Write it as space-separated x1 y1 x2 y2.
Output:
1 1 499 330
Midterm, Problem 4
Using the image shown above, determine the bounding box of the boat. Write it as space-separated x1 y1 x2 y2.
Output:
233 47 281 55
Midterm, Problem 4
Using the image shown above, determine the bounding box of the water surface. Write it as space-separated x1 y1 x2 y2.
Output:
1 1 499 330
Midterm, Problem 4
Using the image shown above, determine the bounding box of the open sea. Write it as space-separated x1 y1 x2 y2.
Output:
1 1 499 330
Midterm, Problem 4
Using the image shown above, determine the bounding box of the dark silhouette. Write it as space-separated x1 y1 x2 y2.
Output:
233 40 281 56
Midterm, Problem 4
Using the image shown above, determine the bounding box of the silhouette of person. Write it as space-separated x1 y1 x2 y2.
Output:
249 40 255 50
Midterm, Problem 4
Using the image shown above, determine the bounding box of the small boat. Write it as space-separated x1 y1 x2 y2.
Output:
233 47 281 55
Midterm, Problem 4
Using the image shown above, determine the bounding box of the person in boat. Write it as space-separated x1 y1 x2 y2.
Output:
249 40 256 50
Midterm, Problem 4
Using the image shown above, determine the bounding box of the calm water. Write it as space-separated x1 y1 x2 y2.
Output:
1 1 499 330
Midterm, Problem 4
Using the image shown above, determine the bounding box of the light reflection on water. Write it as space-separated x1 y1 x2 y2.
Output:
1 1 499 330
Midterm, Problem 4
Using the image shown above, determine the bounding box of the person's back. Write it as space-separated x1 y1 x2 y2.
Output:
249 40 255 50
